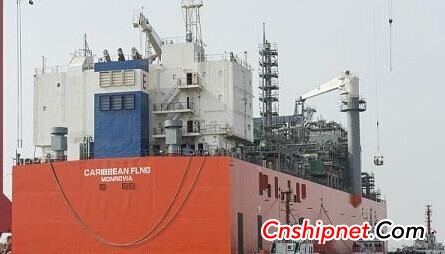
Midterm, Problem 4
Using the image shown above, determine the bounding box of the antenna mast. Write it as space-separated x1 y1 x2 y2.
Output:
82 33 91 57
426 204 432 235
181 0 203 45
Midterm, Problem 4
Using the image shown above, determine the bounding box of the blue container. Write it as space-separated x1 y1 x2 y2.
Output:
94 91 150 158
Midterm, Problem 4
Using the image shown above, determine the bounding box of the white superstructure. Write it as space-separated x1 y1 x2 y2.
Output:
33 4 253 160
149 41 253 154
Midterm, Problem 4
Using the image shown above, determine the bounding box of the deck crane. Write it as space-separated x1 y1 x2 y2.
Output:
133 11 162 62
296 71 366 198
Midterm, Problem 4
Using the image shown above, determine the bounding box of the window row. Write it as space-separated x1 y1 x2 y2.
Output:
99 94 135 111
99 70 135 87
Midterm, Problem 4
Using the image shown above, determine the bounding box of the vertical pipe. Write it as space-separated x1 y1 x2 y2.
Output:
341 73 364 202
262 22 265 44
347 105 361 196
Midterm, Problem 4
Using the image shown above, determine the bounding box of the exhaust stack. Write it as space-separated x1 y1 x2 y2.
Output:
164 120 183 155
51 127 68 161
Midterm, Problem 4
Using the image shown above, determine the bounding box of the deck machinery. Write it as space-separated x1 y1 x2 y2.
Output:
246 70 374 201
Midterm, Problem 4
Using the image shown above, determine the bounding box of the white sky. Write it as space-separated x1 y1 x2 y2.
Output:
3 0 445 250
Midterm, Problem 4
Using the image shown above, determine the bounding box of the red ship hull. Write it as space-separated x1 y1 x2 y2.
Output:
12 156 386 253
0 193 11 234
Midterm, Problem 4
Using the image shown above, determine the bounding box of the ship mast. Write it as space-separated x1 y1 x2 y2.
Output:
424 204 441 250
181 0 203 45
426 204 432 236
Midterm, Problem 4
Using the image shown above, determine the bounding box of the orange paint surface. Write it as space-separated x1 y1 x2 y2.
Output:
12 156 231 254
229 159 387 253
12 157 387 254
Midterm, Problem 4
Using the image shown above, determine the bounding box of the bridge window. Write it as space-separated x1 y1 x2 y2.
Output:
111 95 123 110
123 94 135 110
99 96 111 111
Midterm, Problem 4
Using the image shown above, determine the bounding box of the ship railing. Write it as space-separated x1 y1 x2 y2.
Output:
244 144 289 154
181 0 203 7
161 36 187 45
73 49 93 58
152 101 194 112
152 126 200 136
199 123 231 134
197 52 253 70
35 65 69 75
69 148 152 160
243 149 356 193
340 96 367 112
259 42 278 53
199 53 230 62
176 77 202 88
97 54 144 63
153 123 230 136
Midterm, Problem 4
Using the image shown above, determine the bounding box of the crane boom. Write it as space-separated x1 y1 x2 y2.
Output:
300 75 346 101
298 71 361 102
297 71 365 204
134 12 162 60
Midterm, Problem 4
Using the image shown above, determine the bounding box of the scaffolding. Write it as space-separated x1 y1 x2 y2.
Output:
361 172 382 202
259 24 279 135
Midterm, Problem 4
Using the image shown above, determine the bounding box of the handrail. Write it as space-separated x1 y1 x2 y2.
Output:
152 123 230 136
162 79 181 104
35 65 69 75
97 54 143 63
196 52 253 70
152 102 194 112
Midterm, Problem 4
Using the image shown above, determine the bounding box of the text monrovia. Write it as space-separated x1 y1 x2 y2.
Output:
84 167 151 182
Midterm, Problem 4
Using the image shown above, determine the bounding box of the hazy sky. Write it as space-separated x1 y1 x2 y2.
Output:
3 0 445 250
